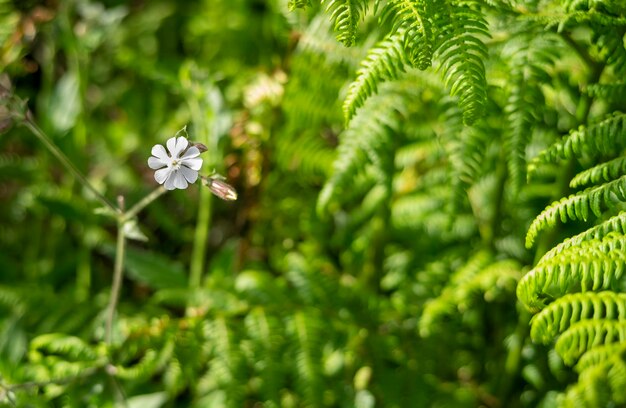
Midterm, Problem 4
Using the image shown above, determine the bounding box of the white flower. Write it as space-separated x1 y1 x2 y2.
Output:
148 136 203 190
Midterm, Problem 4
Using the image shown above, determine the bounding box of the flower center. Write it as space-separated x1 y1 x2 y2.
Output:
171 158 182 170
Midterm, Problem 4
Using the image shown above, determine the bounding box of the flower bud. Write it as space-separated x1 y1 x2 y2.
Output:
0 82 12 132
191 142 208 153
0 77 30 132
201 176 238 201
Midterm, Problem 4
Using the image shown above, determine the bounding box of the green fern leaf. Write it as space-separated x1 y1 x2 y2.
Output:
290 310 325 406
116 339 174 381
318 91 403 216
559 356 626 407
389 0 434 69
555 320 626 365
433 0 489 124
503 35 558 193
528 112 626 173
594 25 626 76
540 212 626 262
525 175 626 248
576 342 626 373
29 334 99 362
570 156 626 188
586 82 626 103
205 316 246 407
530 292 626 344
322 0 369 46
288 0 312 10
343 29 408 122
517 234 626 311
245 307 285 404
420 256 521 336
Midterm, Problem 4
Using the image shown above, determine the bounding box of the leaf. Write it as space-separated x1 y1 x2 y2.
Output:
127 392 168 408
47 72 81 134
122 219 149 242
101 244 187 289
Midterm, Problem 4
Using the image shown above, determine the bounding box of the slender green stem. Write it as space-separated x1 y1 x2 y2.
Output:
123 186 168 222
189 187 212 291
23 117 118 213
106 213 127 346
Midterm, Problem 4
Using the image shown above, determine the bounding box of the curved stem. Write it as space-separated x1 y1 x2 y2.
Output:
22 116 118 213
106 213 127 346
123 186 167 222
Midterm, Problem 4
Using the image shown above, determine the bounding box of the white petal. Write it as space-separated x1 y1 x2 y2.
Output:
148 156 168 169
154 167 171 184
164 172 177 190
170 137 188 158
180 165 198 183
181 146 200 159
182 156 203 171
166 137 177 156
151 144 169 161
172 170 189 189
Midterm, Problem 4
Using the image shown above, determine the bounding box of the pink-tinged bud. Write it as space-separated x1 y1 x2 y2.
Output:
191 142 208 153
201 176 238 201
0 82 13 132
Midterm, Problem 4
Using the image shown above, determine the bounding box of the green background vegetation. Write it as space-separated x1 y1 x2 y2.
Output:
1 0 626 406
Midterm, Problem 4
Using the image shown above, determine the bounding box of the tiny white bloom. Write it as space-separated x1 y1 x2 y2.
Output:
148 136 203 190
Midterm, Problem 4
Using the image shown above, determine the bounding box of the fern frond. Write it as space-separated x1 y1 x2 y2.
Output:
205 316 246 407
540 212 626 262
528 112 626 172
419 251 492 335
530 292 626 344
447 119 492 193
555 320 626 365
343 29 408 121
115 350 160 380
29 334 99 363
163 357 185 396
288 0 312 10
594 25 626 76
502 35 558 193
433 0 489 124
576 342 626 373
517 234 626 311
321 0 369 46
420 256 521 336
318 91 403 216
558 356 626 407
560 0 626 14
586 82 626 103
525 175 626 248
389 0 434 69
116 337 174 381
297 15 369 67
570 156 626 188
391 191 477 240
245 307 285 404
289 310 325 406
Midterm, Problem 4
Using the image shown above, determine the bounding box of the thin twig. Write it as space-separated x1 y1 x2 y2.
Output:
22 116 119 213
123 186 167 222
106 197 127 346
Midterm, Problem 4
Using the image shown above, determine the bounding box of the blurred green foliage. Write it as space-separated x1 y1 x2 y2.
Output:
2 0 626 407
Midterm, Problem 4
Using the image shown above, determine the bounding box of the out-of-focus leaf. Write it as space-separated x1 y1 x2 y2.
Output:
127 392 168 408
122 219 148 242
47 72 81 134
0 316 27 364
101 244 187 289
